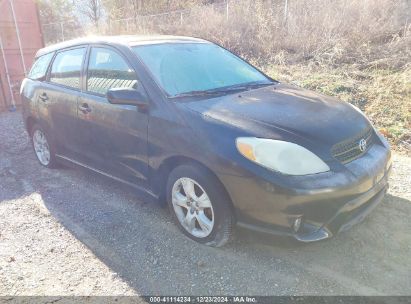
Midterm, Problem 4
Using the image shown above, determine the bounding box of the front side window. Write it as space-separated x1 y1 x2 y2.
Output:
50 47 86 89
28 52 54 80
87 47 138 95
132 43 271 96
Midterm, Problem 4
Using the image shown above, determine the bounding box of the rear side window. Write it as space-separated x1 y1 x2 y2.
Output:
28 52 54 80
87 47 138 95
50 47 86 90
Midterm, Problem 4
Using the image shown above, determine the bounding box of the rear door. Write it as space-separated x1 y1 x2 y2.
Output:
76 45 149 186
38 46 87 159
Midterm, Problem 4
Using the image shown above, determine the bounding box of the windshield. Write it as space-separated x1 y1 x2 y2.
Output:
132 43 272 97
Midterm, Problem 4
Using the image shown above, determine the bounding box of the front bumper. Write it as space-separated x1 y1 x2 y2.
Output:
218 141 392 242
295 169 389 242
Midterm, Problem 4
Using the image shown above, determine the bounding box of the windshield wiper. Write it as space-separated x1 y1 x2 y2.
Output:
207 81 275 94
170 90 223 98
170 81 276 98
228 81 274 90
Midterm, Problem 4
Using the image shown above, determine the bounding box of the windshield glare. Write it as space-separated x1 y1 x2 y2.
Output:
132 43 271 96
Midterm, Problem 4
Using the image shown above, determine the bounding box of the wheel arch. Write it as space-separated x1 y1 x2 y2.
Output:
26 116 53 141
153 155 236 218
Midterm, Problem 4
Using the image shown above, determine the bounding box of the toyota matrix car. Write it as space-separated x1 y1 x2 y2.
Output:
21 36 391 247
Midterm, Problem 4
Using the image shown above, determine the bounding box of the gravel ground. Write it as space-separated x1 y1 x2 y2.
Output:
0 111 410 296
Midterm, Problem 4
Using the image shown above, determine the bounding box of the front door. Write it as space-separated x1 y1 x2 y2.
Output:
76 46 149 187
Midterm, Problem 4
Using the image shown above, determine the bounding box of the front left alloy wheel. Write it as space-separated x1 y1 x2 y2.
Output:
166 164 234 247
172 177 215 238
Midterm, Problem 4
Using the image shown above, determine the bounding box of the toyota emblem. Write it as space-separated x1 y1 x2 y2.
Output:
358 138 367 152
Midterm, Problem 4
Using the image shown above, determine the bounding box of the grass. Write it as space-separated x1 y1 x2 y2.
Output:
261 63 411 149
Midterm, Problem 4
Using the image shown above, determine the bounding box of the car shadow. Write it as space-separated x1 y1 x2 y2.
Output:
32 165 411 295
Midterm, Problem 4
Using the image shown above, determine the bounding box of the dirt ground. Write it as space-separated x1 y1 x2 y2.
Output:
0 111 410 296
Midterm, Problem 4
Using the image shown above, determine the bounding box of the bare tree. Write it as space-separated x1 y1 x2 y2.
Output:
129 0 142 26
80 0 103 29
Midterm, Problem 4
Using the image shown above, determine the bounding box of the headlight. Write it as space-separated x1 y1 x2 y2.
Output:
236 137 330 175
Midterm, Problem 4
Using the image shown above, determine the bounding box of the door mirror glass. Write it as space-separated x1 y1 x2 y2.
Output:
107 88 148 107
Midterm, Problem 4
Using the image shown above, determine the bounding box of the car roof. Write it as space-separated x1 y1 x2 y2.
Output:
36 35 209 57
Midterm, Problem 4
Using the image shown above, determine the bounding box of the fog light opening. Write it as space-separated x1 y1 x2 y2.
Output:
293 217 302 232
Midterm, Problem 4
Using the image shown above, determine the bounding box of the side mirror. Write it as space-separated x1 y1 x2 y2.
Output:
107 88 148 107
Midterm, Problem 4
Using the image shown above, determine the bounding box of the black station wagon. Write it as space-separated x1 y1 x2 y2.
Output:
21 36 391 247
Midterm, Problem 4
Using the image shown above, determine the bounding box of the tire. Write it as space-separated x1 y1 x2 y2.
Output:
166 163 234 247
30 124 58 168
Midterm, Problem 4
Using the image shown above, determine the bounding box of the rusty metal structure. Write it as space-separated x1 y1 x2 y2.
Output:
0 0 43 111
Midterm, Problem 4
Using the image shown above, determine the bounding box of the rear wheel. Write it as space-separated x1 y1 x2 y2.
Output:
31 124 57 168
166 164 234 247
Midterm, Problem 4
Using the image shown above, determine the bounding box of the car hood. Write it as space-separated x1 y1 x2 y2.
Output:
183 83 370 147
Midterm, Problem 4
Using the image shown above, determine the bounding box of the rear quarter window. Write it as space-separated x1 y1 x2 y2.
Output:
28 52 54 80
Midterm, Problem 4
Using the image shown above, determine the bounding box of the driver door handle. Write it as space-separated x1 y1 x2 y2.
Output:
39 92 48 102
79 103 91 114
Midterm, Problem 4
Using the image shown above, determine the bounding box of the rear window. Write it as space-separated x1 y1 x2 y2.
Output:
28 52 54 80
50 47 86 90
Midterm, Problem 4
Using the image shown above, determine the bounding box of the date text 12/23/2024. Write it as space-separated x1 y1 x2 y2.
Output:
148 297 257 303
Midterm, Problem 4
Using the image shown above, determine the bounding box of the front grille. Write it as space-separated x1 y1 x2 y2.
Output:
331 127 375 164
